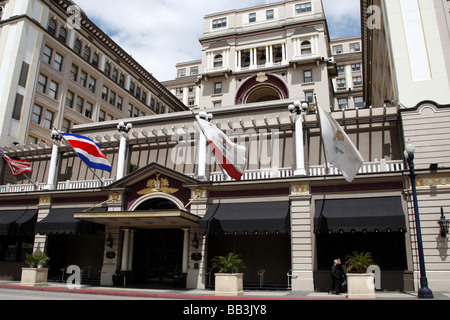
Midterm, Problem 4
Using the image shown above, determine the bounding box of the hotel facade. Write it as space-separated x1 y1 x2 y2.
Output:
0 0 448 293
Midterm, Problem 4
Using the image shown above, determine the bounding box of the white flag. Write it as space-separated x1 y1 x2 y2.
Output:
196 116 247 180
317 105 364 182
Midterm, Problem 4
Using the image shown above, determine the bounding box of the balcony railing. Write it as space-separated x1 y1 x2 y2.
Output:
210 160 404 182
0 160 404 194
0 179 115 194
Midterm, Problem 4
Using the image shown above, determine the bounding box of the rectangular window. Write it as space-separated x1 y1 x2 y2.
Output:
337 78 346 88
53 53 63 71
18 62 29 88
43 110 54 129
37 74 47 93
305 91 314 103
76 96 84 113
102 86 109 101
43 46 52 64
88 77 96 93
48 81 58 99
350 42 361 52
214 82 222 94
266 9 274 20
249 13 256 23
304 70 312 83
178 68 186 77
352 76 362 86
32 105 42 124
351 63 361 71
99 110 106 122
332 45 343 54
79 70 87 87
70 64 78 81
190 66 199 75
212 18 227 29
296 2 312 13
117 96 123 110
84 102 92 118
338 98 348 110
61 118 71 133
65 91 74 108
354 97 364 108
337 65 345 73
109 91 116 105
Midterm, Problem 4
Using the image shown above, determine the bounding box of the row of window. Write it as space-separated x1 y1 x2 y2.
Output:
212 2 312 29
47 19 169 115
177 66 199 78
338 97 364 109
336 76 363 88
332 43 361 55
337 63 361 73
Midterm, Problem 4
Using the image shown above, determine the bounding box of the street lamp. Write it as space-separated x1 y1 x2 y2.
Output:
404 140 434 299
117 122 132 133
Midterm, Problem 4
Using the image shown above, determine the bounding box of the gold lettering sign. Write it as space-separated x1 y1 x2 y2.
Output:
137 173 179 195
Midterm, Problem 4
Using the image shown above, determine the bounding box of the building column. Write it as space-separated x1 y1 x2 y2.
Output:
294 111 307 176
127 230 135 271
46 140 60 190
290 185 314 291
116 133 127 180
121 229 130 271
182 228 189 274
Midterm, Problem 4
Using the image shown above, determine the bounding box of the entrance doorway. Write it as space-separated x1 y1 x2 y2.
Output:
133 229 183 286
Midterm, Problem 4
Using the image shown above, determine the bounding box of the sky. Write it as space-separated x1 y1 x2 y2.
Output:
73 0 361 81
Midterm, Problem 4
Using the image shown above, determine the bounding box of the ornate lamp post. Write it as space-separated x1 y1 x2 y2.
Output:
404 140 433 299
288 101 308 176
116 122 132 180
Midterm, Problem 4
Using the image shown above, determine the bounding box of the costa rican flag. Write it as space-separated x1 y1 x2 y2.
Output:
61 133 111 172
196 117 246 181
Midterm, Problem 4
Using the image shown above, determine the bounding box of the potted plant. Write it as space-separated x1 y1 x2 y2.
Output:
345 251 376 299
211 252 246 296
20 253 50 287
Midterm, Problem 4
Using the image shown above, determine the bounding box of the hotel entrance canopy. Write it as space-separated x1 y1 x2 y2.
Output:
74 210 201 229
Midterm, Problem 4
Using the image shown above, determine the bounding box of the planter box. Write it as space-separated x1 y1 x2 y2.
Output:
347 273 375 299
20 268 49 287
214 273 244 296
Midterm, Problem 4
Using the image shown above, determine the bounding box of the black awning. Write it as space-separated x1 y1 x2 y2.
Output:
199 201 290 235
35 207 105 235
314 197 407 234
0 209 37 235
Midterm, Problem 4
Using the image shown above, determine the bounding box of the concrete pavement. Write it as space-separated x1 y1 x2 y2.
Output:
0 280 449 300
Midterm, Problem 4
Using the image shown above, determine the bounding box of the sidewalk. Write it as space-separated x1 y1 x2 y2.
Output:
1 280 449 300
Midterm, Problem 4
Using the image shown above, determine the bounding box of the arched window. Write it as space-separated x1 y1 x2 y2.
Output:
213 54 223 68
48 19 56 36
91 52 98 67
83 46 90 61
104 63 111 77
58 27 67 43
301 40 311 55
74 39 81 54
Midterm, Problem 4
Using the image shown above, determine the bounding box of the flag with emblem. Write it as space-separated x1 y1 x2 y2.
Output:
196 117 246 181
317 105 364 182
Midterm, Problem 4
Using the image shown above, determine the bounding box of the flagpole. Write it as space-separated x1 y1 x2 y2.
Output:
315 96 330 175
194 112 230 180
53 128 104 186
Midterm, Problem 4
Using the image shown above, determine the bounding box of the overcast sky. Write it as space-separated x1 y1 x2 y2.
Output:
73 0 361 81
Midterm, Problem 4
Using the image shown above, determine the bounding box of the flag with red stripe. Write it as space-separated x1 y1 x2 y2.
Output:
196 117 246 180
61 133 111 172
0 150 32 177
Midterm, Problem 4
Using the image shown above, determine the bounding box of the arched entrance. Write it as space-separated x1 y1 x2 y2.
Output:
130 194 185 287
235 73 289 104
